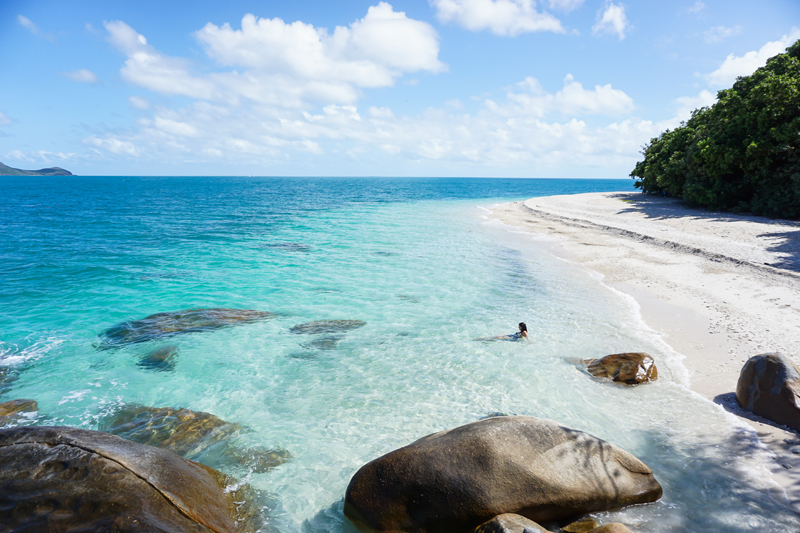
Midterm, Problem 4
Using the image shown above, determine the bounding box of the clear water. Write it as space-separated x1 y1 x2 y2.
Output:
1 176 797 532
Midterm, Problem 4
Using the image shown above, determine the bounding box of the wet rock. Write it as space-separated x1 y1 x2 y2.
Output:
562 518 599 532
588 524 633 533
0 426 263 532
100 405 291 473
736 353 800 431
290 320 366 335
99 308 275 348
586 353 658 385
344 416 662 533
0 399 37 427
301 336 343 351
138 345 179 372
473 513 550 533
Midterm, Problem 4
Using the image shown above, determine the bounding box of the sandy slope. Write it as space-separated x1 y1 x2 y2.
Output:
491 191 800 508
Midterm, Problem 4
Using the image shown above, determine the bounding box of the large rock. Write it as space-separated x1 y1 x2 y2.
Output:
473 514 549 533
736 353 800 430
344 416 662 533
99 308 275 348
0 426 261 532
588 524 633 533
100 404 291 473
586 353 657 385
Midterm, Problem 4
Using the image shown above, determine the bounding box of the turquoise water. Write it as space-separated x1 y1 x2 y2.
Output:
1 176 798 532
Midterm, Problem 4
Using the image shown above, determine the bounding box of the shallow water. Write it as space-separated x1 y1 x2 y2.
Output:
1 177 797 532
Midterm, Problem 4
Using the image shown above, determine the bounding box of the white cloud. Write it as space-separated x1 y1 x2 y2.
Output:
592 2 629 40
368 106 395 119
431 0 564 36
489 74 634 117
707 27 800 86
17 14 55 42
0 112 10 125
674 89 716 122
704 25 742 44
63 69 100 84
84 136 140 156
154 116 198 137
129 96 150 110
547 0 584 12
685 1 705 15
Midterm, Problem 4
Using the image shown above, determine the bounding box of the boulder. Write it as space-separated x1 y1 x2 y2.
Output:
588 524 633 533
290 320 366 335
473 514 550 533
0 399 37 426
138 345 179 372
562 518 599 532
100 404 290 473
99 308 275 348
344 416 662 533
736 353 800 430
0 426 262 532
586 353 657 385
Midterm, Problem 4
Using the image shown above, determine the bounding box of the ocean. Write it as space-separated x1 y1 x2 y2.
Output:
1 176 797 532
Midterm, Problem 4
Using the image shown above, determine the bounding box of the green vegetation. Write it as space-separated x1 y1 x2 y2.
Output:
0 162 73 176
631 39 800 219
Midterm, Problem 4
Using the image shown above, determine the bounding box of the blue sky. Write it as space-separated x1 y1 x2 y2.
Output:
1 0 798 177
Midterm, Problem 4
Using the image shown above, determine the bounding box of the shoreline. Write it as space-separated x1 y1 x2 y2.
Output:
490 191 800 510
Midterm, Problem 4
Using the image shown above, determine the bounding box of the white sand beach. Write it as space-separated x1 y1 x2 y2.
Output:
491 191 800 508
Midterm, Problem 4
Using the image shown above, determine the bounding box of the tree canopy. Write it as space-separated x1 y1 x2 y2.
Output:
631 39 800 219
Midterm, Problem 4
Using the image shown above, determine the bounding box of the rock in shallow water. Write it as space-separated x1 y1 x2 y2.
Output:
586 353 657 385
0 426 263 532
0 399 37 427
99 308 275 348
736 352 800 431
100 404 291 473
473 513 550 533
138 345 179 372
290 319 366 335
344 416 662 533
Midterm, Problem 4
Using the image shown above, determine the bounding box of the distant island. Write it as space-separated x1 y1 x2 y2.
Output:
0 161 73 176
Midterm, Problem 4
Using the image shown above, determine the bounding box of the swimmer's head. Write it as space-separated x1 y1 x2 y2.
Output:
519 322 527 332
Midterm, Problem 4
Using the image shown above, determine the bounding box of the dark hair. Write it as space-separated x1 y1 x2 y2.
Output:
518 322 527 332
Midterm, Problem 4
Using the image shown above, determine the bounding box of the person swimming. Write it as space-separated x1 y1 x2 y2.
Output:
483 322 528 341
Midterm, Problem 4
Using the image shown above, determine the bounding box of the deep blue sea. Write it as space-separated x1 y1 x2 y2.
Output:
1 176 797 532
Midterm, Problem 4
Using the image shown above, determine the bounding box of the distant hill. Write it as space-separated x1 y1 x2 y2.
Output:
0 161 73 176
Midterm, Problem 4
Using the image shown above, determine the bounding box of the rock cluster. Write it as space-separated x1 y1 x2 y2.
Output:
345 416 661 533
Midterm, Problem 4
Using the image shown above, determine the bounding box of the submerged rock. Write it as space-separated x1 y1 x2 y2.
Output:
562 517 599 532
100 404 291 473
0 399 37 427
0 426 264 532
290 320 366 335
736 352 800 431
265 242 313 252
588 524 633 533
586 353 658 385
99 308 275 347
0 366 19 396
302 336 343 351
138 345 179 372
473 514 550 533
344 416 662 533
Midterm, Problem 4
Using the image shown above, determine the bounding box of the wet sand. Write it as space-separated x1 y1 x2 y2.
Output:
491 191 800 509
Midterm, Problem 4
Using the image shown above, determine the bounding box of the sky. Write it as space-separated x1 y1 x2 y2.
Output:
0 0 798 177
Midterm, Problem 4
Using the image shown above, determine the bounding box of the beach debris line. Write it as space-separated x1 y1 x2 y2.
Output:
100 404 291 474
98 308 276 348
0 426 266 532
344 416 662 533
584 352 658 385
736 352 800 432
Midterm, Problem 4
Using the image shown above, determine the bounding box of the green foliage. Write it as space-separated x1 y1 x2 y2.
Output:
631 39 800 219
0 162 72 176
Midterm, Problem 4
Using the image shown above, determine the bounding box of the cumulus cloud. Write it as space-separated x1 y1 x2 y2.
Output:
707 27 800 86
704 25 742 44
63 69 100 84
487 74 635 117
431 0 564 36
84 136 140 156
683 1 705 15
129 96 150 110
674 89 716 122
592 2 629 40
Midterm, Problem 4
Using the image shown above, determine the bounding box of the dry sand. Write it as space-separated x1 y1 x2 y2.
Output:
491 191 800 508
